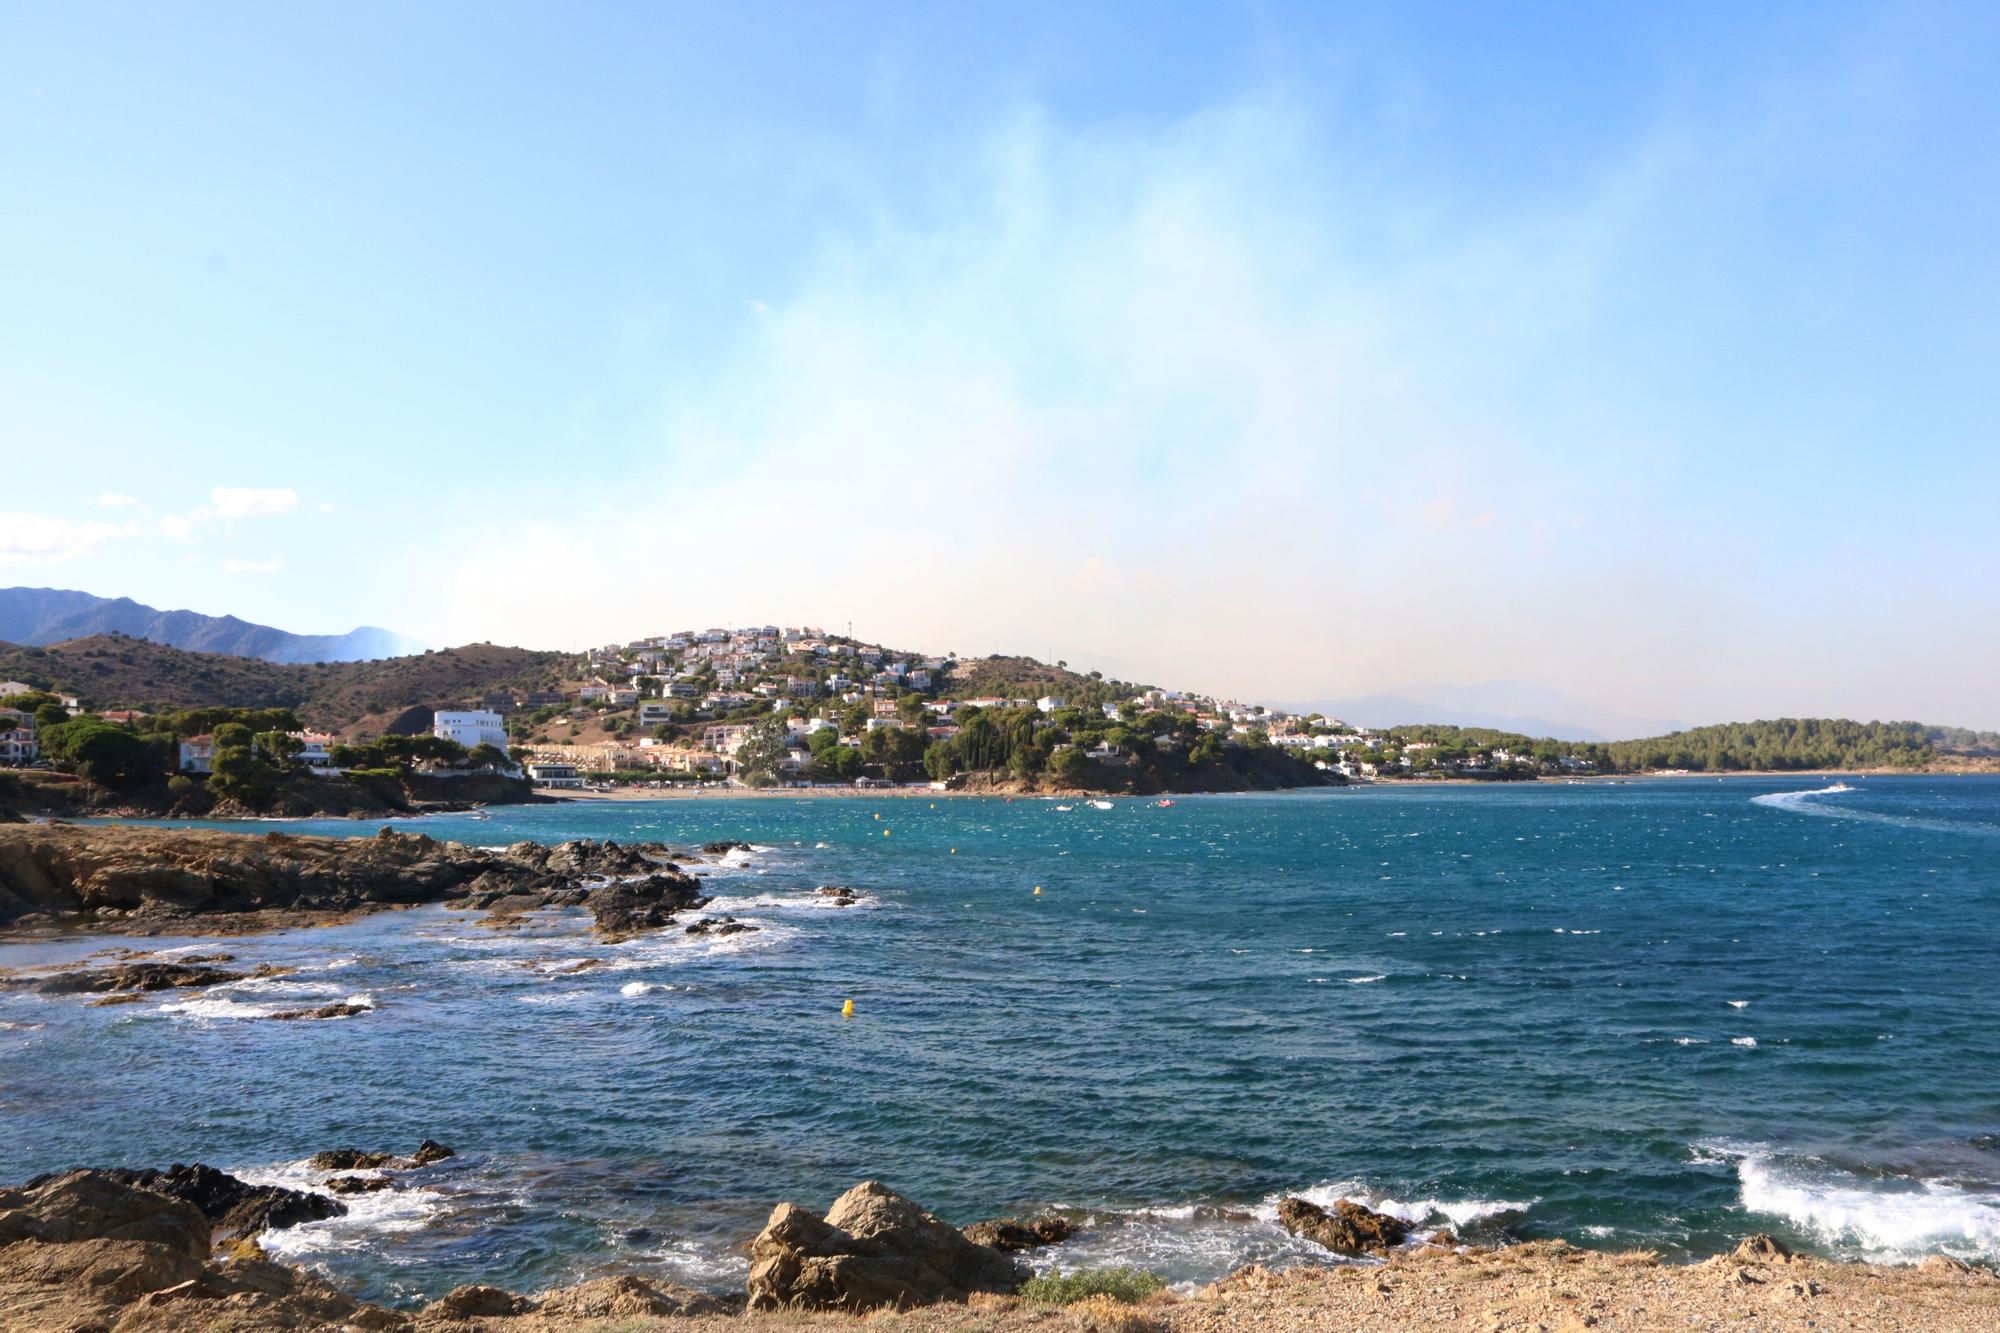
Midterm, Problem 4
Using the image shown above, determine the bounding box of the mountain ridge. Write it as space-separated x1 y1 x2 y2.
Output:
0 586 424 664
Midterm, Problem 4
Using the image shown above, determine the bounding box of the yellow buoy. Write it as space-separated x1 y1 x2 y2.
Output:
841 998 854 1017
1033 885 1042 895
873 812 880 820
883 829 891 837
951 847 956 854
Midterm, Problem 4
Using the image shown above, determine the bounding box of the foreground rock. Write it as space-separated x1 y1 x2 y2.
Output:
0 1168 398 1331
747 1180 1028 1311
1276 1196 1410 1256
1194 1239 2000 1332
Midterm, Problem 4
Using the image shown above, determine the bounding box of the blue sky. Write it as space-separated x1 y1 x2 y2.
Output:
2 2 1995 730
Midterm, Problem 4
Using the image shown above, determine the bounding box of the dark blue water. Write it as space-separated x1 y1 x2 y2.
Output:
3 776 1997 1302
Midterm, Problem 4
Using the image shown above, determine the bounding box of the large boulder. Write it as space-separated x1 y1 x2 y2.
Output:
746 1181 1027 1311
1276 1196 1410 1256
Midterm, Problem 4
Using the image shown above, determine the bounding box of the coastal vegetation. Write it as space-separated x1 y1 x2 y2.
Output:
1019 1267 1168 1304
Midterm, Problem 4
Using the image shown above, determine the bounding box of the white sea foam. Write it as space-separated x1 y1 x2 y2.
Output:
1727 1000 1750 1009
1255 1181 1533 1231
1732 1036 1758 1047
620 981 673 996
1345 975 1386 985
236 1158 448 1261
1735 1152 2000 1261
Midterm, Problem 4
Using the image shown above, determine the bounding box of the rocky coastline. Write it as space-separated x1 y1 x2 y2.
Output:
1 1164 1993 1332
0 823 734 940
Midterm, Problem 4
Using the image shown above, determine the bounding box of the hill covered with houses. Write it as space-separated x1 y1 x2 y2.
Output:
4 626 1991 809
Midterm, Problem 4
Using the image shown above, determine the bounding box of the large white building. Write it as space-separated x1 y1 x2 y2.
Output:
433 709 508 753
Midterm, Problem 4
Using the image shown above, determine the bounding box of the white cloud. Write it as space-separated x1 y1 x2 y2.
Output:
0 512 138 563
316 501 336 513
95 492 147 511
220 557 283 575
210 486 299 518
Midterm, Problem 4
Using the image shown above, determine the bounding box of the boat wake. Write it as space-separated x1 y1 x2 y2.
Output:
1751 785 1999 837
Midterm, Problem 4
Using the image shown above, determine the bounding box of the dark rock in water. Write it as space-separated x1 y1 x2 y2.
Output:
407 1139 454 1166
426 1283 534 1317
91 1163 344 1238
703 840 752 856
587 870 705 940
685 915 758 937
816 886 862 906
1276 1196 1411 1256
37 962 248 995
325 1174 393 1196
746 1180 1028 1311
270 1000 372 1020
961 1214 1074 1251
309 1140 451 1175
308 1148 394 1172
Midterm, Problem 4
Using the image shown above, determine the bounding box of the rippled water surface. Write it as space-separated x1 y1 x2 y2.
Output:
3 776 1997 1303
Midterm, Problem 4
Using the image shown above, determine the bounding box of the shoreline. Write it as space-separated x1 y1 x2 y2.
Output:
2 1159 1994 1331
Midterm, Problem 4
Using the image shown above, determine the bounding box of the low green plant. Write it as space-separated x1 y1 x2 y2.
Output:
1019 1267 1166 1305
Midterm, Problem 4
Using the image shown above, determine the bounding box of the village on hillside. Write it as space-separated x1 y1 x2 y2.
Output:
440 625 1601 790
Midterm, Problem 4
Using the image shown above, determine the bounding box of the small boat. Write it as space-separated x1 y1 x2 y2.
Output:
1155 799 1175 807
1088 799 1114 810
1054 804 1073 812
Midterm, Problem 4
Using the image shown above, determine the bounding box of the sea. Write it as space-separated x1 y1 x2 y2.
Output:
1 775 1996 1305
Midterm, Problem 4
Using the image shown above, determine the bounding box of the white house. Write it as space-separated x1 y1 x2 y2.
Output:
294 730 338 771
1037 696 1065 714
179 735 216 774
526 760 584 788
433 709 508 753
0 709 36 766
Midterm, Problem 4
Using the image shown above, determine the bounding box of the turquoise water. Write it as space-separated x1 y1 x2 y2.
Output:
2 776 1997 1302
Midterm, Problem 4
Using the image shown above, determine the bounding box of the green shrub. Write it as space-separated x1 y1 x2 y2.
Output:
1019 1267 1166 1306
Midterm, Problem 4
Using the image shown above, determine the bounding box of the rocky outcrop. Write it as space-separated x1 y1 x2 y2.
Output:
94 1164 343 1239
746 1181 1027 1311
961 1214 1075 1251
0 824 712 939
1276 1196 1411 1255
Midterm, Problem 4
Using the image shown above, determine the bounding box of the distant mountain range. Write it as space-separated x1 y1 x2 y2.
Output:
0 586 426 665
